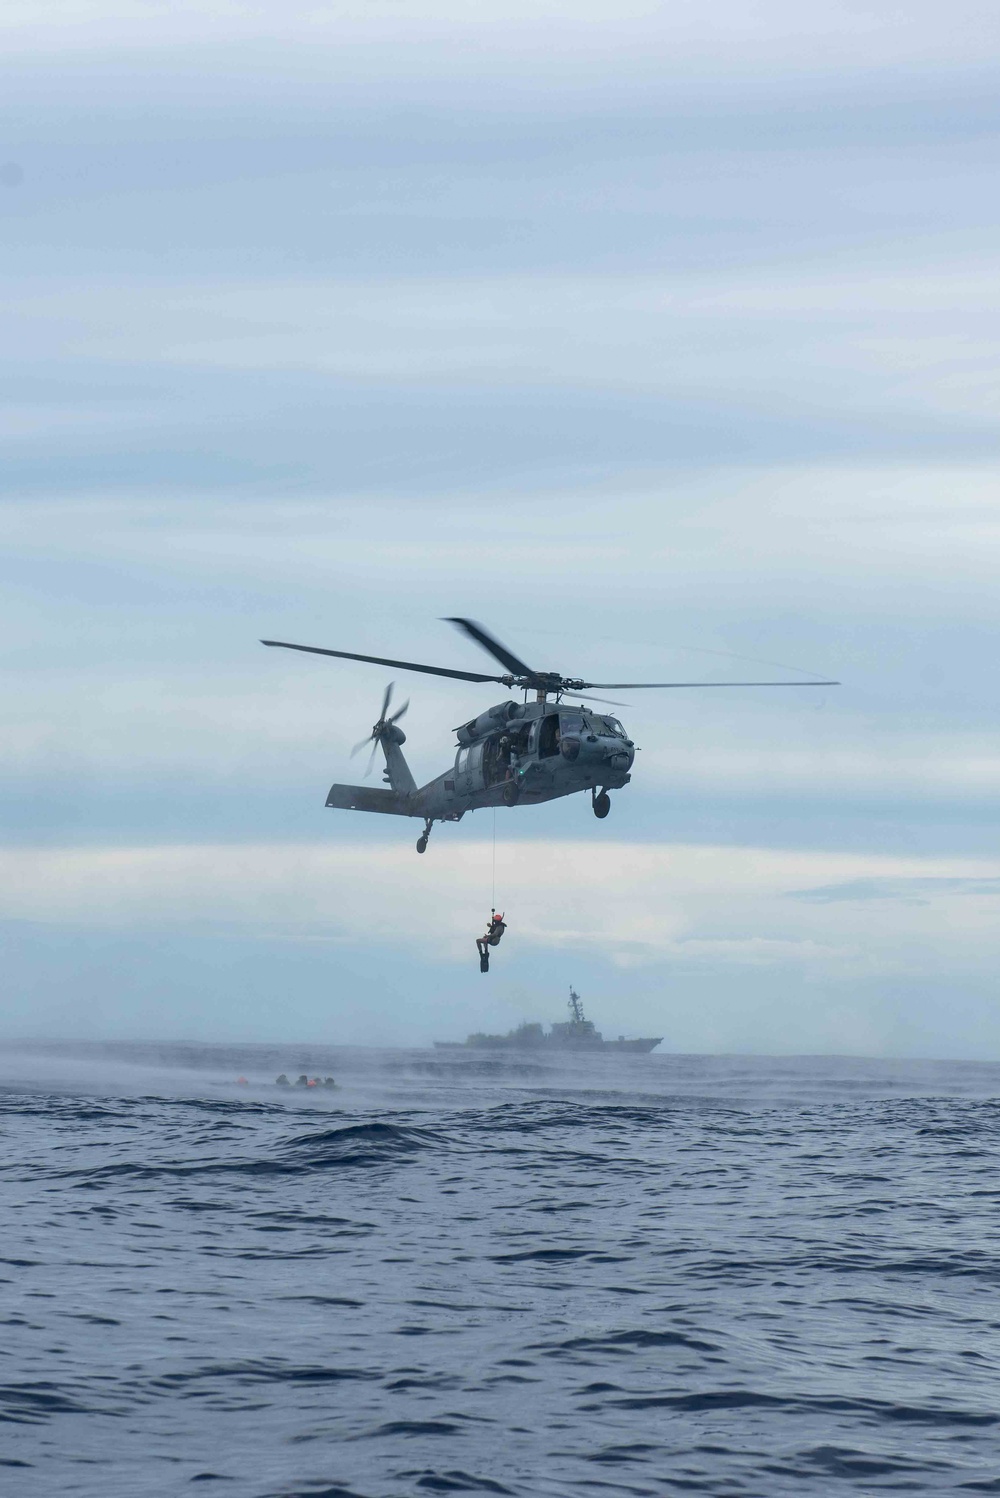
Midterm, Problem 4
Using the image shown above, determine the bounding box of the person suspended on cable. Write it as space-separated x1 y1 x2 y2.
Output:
476 910 507 972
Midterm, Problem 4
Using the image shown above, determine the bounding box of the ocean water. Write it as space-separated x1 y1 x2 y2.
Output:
2 1043 1000 1497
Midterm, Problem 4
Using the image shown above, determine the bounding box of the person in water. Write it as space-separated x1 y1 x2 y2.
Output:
476 911 507 972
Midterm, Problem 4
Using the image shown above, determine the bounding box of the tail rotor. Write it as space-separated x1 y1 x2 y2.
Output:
351 681 410 777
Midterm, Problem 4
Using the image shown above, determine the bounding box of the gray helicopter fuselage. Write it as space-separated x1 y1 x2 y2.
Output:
266 613 835 846
325 699 634 821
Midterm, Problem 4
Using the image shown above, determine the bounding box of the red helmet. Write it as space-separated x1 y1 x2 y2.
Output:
494 912 504 921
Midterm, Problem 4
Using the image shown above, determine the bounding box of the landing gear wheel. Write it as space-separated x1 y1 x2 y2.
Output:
416 836 427 854
503 779 520 807
593 790 611 819
416 818 433 854
480 954 490 973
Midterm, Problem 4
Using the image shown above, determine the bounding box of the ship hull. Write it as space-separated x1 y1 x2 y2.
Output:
435 988 661 1054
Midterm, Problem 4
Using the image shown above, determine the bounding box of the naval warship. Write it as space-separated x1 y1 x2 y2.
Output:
434 987 662 1053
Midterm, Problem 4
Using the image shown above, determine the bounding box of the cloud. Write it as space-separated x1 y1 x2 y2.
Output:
3 0 1000 1053
791 876 1000 904
6 262 1000 496
5 465 1000 836
4 841 1000 980
5 0 999 86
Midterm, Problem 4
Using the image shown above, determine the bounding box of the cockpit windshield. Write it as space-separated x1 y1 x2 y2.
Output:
563 711 626 738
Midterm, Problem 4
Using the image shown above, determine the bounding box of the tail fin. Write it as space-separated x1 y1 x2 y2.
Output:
379 726 416 796
351 682 415 796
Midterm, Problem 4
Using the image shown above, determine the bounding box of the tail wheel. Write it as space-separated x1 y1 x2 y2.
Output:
593 790 611 819
416 836 428 853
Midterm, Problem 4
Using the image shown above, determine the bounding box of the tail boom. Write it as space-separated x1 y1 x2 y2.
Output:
325 784 420 817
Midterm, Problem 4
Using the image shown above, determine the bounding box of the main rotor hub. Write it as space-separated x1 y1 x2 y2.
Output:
497 670 585 701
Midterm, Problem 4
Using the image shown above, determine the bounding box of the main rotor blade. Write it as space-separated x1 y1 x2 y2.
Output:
261 639 502 685
564 694 630 707
444 618 536 679
581 679 840 689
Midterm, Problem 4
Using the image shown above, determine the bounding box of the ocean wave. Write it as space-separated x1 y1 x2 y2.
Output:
45 1120 445 1185
5 1055 1000 1497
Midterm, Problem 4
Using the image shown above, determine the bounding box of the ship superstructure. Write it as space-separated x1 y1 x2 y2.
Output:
435 988 661 1053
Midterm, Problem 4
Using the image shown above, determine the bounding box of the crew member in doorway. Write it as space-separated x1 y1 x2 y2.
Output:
476 910 507 973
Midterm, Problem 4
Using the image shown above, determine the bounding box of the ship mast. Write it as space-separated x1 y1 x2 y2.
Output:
568 987 585 1025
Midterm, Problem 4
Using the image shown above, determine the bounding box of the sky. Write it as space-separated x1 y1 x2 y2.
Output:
3 0 1000 1056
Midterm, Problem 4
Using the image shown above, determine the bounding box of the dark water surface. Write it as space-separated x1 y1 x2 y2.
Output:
3 1043 1000 1497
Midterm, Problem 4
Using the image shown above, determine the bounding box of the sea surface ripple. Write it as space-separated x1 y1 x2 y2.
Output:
2 1044 1000 1496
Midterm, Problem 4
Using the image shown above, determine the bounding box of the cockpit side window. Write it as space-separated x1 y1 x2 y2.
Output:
560 712 584 734
538 714 561 758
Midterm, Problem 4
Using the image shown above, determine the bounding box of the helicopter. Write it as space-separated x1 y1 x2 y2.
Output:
262 617 837 854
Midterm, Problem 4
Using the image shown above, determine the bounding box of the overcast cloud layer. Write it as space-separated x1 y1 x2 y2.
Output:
3 1 1000 1055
